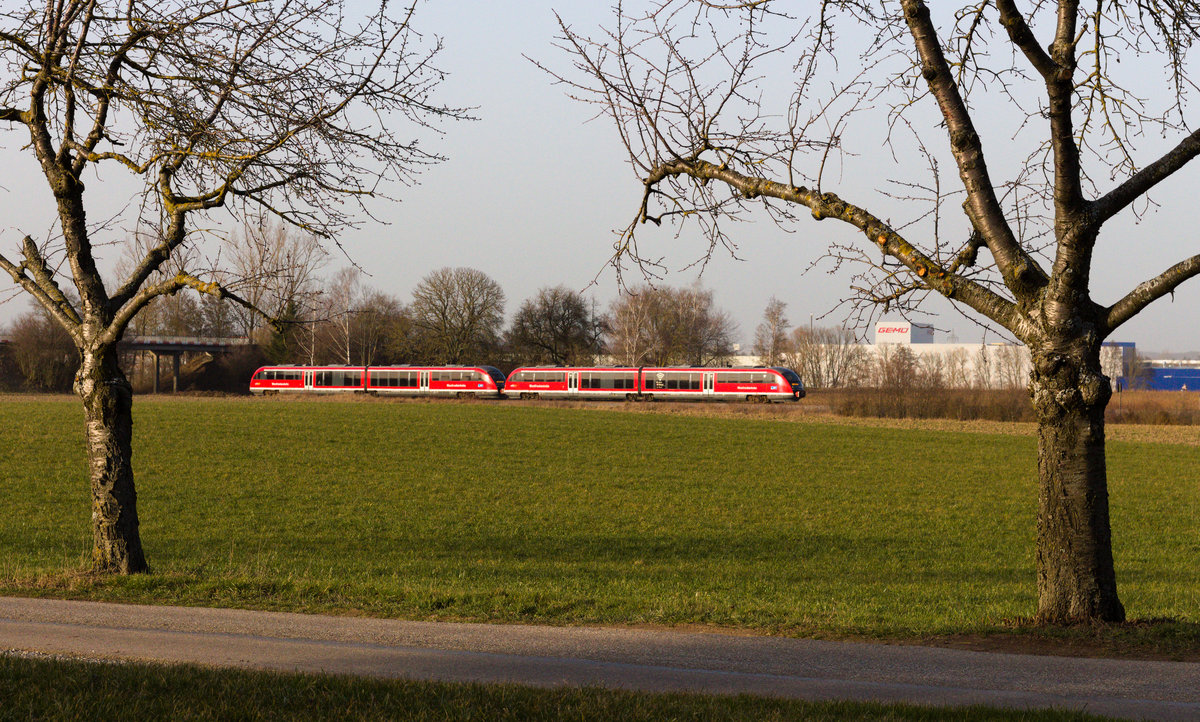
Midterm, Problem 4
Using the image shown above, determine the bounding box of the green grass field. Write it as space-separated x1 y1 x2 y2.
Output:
0 653 1110 722
1 396 1197 649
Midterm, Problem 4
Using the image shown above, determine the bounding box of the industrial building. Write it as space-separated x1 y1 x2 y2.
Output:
735 321 1197 391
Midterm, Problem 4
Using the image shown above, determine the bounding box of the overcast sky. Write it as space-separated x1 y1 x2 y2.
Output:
2 1 1198 354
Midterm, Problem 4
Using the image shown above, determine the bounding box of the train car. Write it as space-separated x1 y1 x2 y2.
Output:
372 366 506 398
504 366 804 402
250 365 368 394
643 366 804 402
505 367 639 400
250 365 505 398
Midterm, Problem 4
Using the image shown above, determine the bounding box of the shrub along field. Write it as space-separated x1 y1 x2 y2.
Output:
1 395 1197 652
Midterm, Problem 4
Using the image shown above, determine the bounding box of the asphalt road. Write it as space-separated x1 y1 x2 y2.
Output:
2 596 1198 720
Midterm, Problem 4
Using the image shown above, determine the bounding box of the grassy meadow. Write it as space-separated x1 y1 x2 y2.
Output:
1 395 1197 647
0 654 1111 722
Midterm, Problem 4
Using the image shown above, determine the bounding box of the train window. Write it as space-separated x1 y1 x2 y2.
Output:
656 372 700 390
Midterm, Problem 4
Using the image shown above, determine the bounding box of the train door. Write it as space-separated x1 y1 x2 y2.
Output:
567 371 579 395
420 371 430 393
703 372 714 396
303 371 313 391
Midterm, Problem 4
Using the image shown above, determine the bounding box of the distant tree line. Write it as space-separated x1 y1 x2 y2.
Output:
1 222 745 392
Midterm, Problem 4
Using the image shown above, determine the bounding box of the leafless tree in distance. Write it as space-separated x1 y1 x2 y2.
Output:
553 1 1200 623
223 219 328 342
752 296 790 366
410 267 506 364
783 326 867 389
607 284 735 366
509 285 606 366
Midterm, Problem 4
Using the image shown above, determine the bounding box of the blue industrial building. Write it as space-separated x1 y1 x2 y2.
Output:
1147 368 1200 391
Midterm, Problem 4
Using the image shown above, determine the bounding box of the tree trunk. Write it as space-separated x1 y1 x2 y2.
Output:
75 344 147 574
1029 346 1124 623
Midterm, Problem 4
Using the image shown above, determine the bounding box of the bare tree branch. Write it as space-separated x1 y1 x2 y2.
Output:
1106 253 1200 333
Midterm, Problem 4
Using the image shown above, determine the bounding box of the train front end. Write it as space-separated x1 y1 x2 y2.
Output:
772 367 806 400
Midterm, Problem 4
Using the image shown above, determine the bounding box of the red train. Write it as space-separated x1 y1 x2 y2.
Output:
249 365 507 398
505 366 804 402
250 364 804 402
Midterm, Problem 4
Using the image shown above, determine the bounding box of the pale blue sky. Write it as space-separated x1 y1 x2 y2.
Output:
2 1 1198 354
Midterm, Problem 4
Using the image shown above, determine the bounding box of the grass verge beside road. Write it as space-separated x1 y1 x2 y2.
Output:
0 654 1112 722
1 395 1197 657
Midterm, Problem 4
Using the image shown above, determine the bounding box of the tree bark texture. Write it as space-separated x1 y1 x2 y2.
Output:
75 345 147 574
1030 346 1124 623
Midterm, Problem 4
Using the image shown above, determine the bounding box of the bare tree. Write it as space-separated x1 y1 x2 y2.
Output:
783 326 867 389
410 267 506 364
752 297 790 366
555 1 1200 622
672 285 736 366
508 285 606 366
0 0 465 574
8 304 78 391
223 219 328 342
606 284 735 366
351 290 406 366
322 267 362 365
606 286 659 366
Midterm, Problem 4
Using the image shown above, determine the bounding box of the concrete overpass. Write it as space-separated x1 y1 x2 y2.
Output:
120 336 252 393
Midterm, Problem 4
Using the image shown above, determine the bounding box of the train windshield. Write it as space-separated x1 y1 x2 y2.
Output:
774 367 803 385
484 366 506 385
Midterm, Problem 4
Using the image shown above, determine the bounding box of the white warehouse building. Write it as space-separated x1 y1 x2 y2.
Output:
731 321 1132 390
